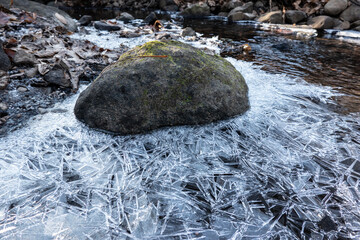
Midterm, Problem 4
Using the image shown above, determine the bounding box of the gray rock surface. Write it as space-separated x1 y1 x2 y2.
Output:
78 15 93 26
116 12 135 22
74 40 249 135
258 11 283 24
324 0 348 16
181 27 196 37
228 11 246 21
308 15 335 29
285 10 307 24
13 50 38 66
44 64 72 87
340 4 360 23
0 42 11 71
0 0 77 32
228 2 254 15
94 21 121 31
181 3 211 16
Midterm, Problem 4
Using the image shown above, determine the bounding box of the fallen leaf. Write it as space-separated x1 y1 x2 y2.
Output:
3 48 15 60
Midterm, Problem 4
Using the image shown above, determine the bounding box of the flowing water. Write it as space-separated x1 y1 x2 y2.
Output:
1 14 360 239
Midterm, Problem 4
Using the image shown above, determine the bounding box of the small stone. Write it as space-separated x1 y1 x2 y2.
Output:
0 102 8 111
181 2 211 16
38 107 48 114
25 67 38 78
340 5 360 23
78 15 93 26
228 12 245 21
324 0 348 16
308 15 335 29
351 20 360 28
334 20 350 30
228 2 254 15
44 64 72 88
0 75 9 90
181 27 196 37
285 10 307 24
13 50 38 66
244 13 257 20
17 86 28 92
353 26 360 31
143 12 158 25
258 11 283 24
94 21 121 31
221 0 243 12
116 12 135 22
0 41 11 71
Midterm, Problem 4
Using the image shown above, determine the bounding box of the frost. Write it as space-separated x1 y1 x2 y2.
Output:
0 57 359 239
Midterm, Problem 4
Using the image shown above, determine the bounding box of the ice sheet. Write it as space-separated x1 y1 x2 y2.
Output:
1 55 359 239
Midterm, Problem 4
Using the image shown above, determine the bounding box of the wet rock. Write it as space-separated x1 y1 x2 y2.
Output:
221 0 243 12
181 27 196 37
159 0 178 11
354 26 360 31
228 2 254 15
12 50 38 66
334 20 350 30
244 13 257 20
258 11 283 24
285 10 307 24
116 12 134 22
78 15 92 26
351 20 360 28
0 0 78 32
308 15 335 29
324 0 348 16
228 11 245 21
340 5 360 23
94 21 121 31
0 41 11 71
0 74 9 90
181 2 211 17
74 40 249 135
143 12 158 25
44 64 72 88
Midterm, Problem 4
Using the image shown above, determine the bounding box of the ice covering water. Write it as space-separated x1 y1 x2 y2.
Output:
1 24 360 239
1 58 359 239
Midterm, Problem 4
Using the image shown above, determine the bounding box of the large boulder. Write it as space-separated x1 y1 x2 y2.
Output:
74 40 249 135
0 0 77 32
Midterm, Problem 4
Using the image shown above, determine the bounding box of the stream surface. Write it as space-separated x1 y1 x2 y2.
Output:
1 12 360 239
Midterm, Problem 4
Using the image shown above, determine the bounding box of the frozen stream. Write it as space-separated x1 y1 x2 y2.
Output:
1 22 360 239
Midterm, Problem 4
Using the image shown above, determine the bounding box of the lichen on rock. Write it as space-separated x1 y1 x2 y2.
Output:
74 40 249 135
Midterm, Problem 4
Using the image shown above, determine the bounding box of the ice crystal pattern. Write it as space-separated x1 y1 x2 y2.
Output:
0 59 359 239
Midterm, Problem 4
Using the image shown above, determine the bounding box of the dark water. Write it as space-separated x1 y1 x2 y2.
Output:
182 19 360 113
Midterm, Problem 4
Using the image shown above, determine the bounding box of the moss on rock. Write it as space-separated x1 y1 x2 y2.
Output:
74 40 249 135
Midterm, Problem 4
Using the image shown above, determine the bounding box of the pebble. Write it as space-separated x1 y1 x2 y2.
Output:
17 86 28 92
